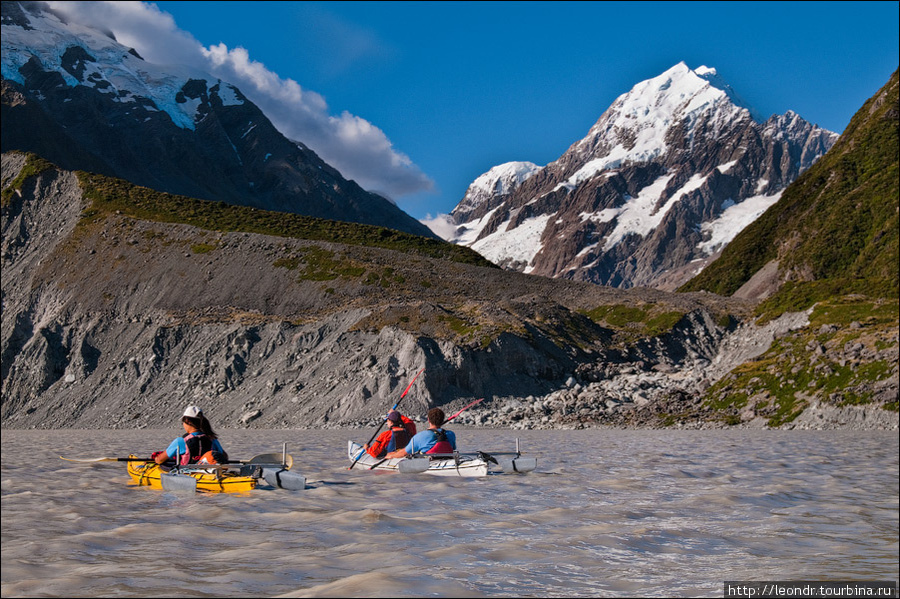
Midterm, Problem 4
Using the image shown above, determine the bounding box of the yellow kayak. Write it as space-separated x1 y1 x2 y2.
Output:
126 455 257 493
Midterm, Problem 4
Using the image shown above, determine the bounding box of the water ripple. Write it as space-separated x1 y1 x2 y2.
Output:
2 428 897 597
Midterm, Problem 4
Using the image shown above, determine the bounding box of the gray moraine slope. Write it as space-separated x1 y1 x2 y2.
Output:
2 153 896 430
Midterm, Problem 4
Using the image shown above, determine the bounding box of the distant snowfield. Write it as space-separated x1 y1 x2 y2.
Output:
600 173 680 251
0 7 226 131
471 213 553 272
698 191 783 255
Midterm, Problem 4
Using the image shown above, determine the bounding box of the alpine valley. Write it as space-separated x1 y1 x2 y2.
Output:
1 1 897 431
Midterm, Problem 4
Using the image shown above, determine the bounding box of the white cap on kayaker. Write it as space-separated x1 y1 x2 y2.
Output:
183 405 203 418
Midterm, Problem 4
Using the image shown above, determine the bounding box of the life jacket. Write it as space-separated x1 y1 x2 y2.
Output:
180 432 225 465
425 428 454 455
385 427 411 453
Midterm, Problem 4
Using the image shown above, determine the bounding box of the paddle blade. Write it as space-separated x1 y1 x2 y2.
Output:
446 398 484 423
397 458 431 474
160 472 198 493
497 457 537 473
262 468 306 491
248 453 294 470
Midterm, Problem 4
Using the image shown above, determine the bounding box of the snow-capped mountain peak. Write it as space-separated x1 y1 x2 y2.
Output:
567 62 760 176
441 161 543 245
458 161 542 212
449 63 839 290
474 161 541 194
1 2 238 131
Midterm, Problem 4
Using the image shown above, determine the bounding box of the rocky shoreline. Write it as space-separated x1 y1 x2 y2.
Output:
338 380 899 433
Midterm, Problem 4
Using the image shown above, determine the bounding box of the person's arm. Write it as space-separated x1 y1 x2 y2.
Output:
385 431 419 459
155 438 182 464
212 438 228 462
366 431 390 458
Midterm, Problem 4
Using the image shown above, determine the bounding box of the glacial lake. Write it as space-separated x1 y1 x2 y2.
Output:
1 428 897 597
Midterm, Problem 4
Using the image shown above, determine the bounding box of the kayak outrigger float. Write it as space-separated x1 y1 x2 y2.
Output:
347 441 537 477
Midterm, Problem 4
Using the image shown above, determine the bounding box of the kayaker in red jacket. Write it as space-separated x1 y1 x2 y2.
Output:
364 410 417 458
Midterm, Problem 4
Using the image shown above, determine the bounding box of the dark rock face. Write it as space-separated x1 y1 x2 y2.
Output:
449 64 838 290
0 1 435 238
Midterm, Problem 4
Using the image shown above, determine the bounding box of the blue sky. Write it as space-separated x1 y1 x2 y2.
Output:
140 2 898 220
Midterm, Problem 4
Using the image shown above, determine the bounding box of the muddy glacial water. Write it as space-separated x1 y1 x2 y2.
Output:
1 428 897 597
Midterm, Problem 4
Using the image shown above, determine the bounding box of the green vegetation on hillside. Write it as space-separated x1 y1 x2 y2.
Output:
1 153 56 206
350 302 522 348
273 246 368 281
71 168 496 268
582 303 686 341
679 70 899 318
704 296 899 426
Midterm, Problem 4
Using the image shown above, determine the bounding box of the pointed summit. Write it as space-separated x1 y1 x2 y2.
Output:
563 62 760 175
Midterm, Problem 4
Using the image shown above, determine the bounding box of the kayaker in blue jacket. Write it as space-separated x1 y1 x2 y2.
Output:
153 405 228 465
385 407 456 459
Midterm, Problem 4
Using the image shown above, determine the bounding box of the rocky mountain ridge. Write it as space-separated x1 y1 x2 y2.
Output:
0 0 435 238
2 152 895 430
445 63 838 290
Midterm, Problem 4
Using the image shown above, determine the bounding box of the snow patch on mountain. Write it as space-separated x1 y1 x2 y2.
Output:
456 161 542 214
555 162 616 192
2 4 242 131
471 213 553 272
580 208 621 225
449 208 499 245
601 173 676 251
716 160 739 173
698 191 783 255
217 82 244 106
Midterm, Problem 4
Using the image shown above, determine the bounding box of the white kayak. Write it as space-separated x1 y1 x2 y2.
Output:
347 441 536 477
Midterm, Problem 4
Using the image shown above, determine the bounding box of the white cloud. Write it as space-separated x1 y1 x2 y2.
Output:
420 213 458 240
45 1 434 198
